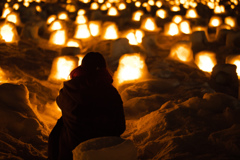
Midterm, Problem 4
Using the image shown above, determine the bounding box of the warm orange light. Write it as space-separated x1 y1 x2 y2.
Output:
90 2 99 10
77 9 86 15
102 22 119 40
58 12 68 20
132 10 144 21
77 55 84 66
89 21 101 37
148 0 155 6
226 55 240 78
0 23 18 43
13 3 20 10
224 16 236 28
6 12 20 25
114 53 146 85
141 17 157 31
155 1 162 7
107 6 119 16
74 24 91 39
135 29 144 44
118 3 126 10
75 15 88 24
66 39 81 48
100 4 108 11
195 51 217 72
0 68 6 83
135 1 141 7
156 9 167 19
185 8 199 18
47 15 57 25
49 20 63 31
171 5 181 12
172 15 183 24
209 16 222 27
179 20 191 34
49 30 67 45
49 56 78 81
169 41 193 62
36 6 42 12
164 22 179 36
66 4 77 12
2 7 12 18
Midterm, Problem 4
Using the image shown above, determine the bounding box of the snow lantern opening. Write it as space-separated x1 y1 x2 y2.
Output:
169 41 193 62
48 20 64 32
185 8 199 19
164 22 179 36
132 10 144 21
49 29 67 46
172 15 183 24
195 51 217 73
48 56 79 82
75 15 88 24
77 9 86 15
226 55 240 78
141 17 158 31
102 22 119 40
118 2 126 10
6 12 20 26
113 53 148 86
179 20 191 34
47 15 57 25
90 2 99 10
107 6 119 16
209 16 222 28
156 9 167 19
0 68 6 84
224 16 236 28
171 5 181 12
66 39 81 48
1 7 12 18
89 21 101 37
0 22 18 43
135 1 141 8
58 12 68 21
124 29 144 45
155 0 162 7
74 24 91 39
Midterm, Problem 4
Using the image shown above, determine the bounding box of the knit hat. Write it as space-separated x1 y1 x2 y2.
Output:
81 52 106 72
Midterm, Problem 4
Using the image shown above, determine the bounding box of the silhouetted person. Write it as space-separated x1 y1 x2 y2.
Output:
48 52 126 160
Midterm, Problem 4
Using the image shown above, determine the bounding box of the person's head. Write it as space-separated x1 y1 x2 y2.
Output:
81 52 106 72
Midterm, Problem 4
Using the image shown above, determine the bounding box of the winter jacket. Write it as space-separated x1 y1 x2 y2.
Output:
48 67 126 160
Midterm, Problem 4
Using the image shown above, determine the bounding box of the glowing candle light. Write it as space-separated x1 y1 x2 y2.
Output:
49 30 67 45
172 15 183 24
126 31 138 45
185 8 199 18
224 16 236 28
148 0 155 6
49 20 63 31
100 4 108 11
155 0 162 7
179 20 191 34
102 22 119 40
0 23 17 43
141 17 157 31
36 6 42 12
156 9 167 19
171 5 181 12
226 55 240 78
13 3 20 10
132 10 144 21
107 6 119 16
135 1 141 7
49 56 78 81
74 24 91 39
0 68 6 83
195 51 217 72
58 12 68 20
6 12 20 25
66 4 76 12
89 21 101 37
47 15 57 25
66 39 81 48
75 15 88 24
209 16 222 27
135 29 144 43
115 53 146 85
169 41 193 62
77 9 86 15
165 22 179 36
2 7 12 18
90 2 99 10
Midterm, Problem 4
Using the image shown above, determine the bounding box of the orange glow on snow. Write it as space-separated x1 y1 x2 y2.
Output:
0 23 16 43
169 42 193 62
49 30 66 45
118 3 126 10
47 15 57 25
102 23 119 40
172 15 183 24
132 10 144 21
0 68 6 83
66 39 81 48
156 9 167 19
58 12 68 20
74 24 91 39
179 20 191 34
185 8 199 18
226 55 240 78
107 7 119 16
209 16 222 27
165 22 179 36
6 12 20 25
49 20 63 31
2 7 12 18
75 15 88 24
195 51 217 73
141 17 157 31
115 53 145 85
89 21 101 37
90 2 99 10
224 16 236 28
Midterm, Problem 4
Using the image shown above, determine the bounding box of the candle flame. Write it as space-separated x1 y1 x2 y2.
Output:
195 51 217 72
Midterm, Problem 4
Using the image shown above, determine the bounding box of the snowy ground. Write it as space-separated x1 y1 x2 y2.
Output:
0 0 240 160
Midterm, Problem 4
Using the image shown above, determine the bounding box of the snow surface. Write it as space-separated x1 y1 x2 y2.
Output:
0 0 240 160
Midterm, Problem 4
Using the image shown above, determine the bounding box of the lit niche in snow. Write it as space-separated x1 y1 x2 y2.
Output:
195 51 217 73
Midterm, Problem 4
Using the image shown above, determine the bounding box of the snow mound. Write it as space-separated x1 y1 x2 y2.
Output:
72 136 137 160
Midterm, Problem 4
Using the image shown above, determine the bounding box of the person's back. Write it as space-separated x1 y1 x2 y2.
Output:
48 52 126 160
